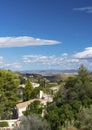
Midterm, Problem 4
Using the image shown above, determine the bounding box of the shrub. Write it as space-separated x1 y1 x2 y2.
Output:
14 115 51 130
0 121 9 127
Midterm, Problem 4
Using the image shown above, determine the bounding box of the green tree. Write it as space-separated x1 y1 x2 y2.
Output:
0 69 20 119
46 104 60 130
78 64 89 78
45 65 92 130
46 102 74 129
14 115 51 130
23 79 33 101
75 106 92 130
24 100 44 118
64 75 92 107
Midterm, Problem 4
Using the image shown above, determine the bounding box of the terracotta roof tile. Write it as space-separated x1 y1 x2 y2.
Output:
16 99 46 109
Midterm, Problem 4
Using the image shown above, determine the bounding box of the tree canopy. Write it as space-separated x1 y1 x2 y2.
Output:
0 69 20 119
23 100 44 118
45 65 92 130
23 79 33 101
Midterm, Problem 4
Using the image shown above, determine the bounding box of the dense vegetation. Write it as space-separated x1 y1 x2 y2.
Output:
0 70 20 119
23 100 44 118
23 65 92 130
23 79 33 101
0 121 9 127
14 115 51 130
0 65 92 130
45 65 92 130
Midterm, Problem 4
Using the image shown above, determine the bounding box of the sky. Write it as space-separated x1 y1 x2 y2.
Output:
0 0 92 71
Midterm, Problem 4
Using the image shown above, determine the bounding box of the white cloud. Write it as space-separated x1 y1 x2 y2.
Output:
22 55 60 65
0 56 3 64
73 7 92 13
0 56 3 60
22 54 81 67
67 58 79 63
0 36 61 48
22 50 92 70
74 47 92 59
1 46 92 70
0 56 22 70
4 63 22 69
71 47 92 69
61 53 68 57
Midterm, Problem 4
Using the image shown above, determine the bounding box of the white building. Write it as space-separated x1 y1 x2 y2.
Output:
31 82 40 88
16 98 47 118
50 86 60 94
18 84 25 88
39 90 53 103
18 82 40 89
0 119 18 129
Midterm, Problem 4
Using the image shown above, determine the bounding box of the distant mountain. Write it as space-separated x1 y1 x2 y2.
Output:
19 69 78 76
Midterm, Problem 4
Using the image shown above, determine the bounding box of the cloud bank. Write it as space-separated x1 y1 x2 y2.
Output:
74 47 92 59
22 53 80 70
1 47 92 70
0 36 61 48
0 56 22 70
22 47 92 70
73 7 92 13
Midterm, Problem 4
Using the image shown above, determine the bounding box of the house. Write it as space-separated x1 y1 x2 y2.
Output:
39 90 53 103
16 98 47 118
18 84 25 88
18 82 40 89
50 86 60 94
17 82 40 102
31 82 40 88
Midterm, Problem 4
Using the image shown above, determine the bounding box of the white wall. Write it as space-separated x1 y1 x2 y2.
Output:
17 107 26 117
0 119 18 128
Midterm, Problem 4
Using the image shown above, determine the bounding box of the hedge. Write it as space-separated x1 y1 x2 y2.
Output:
0 121 9 127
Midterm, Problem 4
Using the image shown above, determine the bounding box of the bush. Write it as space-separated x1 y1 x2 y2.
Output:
0 121 9 127
14 115 51 130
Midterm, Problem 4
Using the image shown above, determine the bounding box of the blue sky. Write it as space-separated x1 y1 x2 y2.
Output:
0 0 92 71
